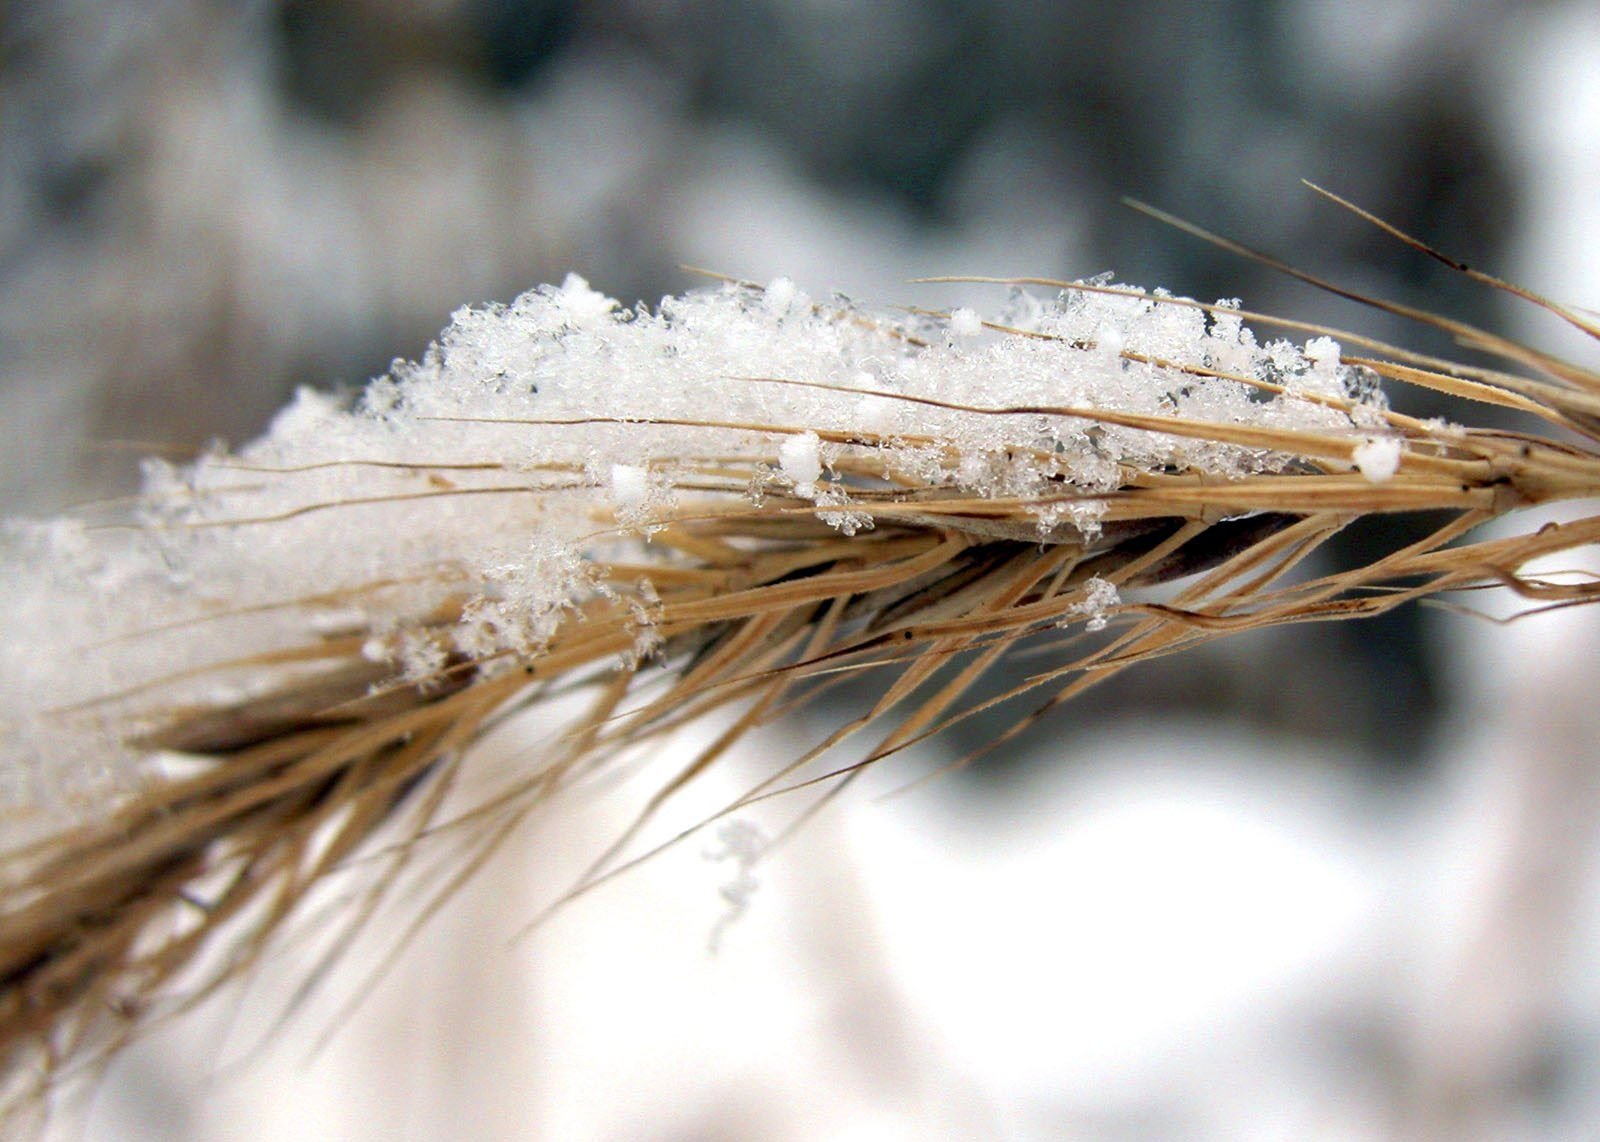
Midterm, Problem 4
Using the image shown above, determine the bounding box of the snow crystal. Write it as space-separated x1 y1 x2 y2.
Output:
1302 335 1344 393
949 307 983 338
1070 576 1122 632
763 276 800 316
610 463 649 508
623 577 665 667
779 430 824 494
1095 322 1126 360
1303 336 1341 366
267 385 349 443
549 273 620 330
1353 437 1403 483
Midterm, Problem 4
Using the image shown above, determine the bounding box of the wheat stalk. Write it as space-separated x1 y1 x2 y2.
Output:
3 197 1598 1120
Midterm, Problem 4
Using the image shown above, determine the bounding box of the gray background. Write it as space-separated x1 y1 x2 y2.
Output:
8 2 1600 1137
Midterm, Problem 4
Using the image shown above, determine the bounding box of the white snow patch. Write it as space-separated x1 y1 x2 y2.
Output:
610 463 649 508
779 430 824 494
763 276 800 316
0 276 1387 823
949 307 983 338
1353 436 1402 483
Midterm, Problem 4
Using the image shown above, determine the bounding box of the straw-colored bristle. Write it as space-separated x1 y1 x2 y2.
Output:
4 206 1600 1120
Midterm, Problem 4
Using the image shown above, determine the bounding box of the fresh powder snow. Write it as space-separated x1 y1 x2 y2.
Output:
0 274 1393 828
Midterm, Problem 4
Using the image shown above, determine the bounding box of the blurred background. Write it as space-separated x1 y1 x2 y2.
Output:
7 0 1600 1138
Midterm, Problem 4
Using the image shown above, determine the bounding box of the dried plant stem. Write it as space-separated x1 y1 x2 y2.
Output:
4 208 1600 1120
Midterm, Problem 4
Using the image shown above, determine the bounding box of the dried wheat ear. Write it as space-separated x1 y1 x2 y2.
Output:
4 195 1599 1116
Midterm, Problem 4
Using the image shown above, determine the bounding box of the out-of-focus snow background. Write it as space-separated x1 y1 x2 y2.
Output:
7 1 1600 1138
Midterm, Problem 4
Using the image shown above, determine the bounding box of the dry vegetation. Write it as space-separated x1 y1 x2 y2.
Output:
4 190 1599 1121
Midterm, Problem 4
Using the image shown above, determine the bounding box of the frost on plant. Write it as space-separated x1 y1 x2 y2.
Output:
10 249 1600 1111
0 273 1390 831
